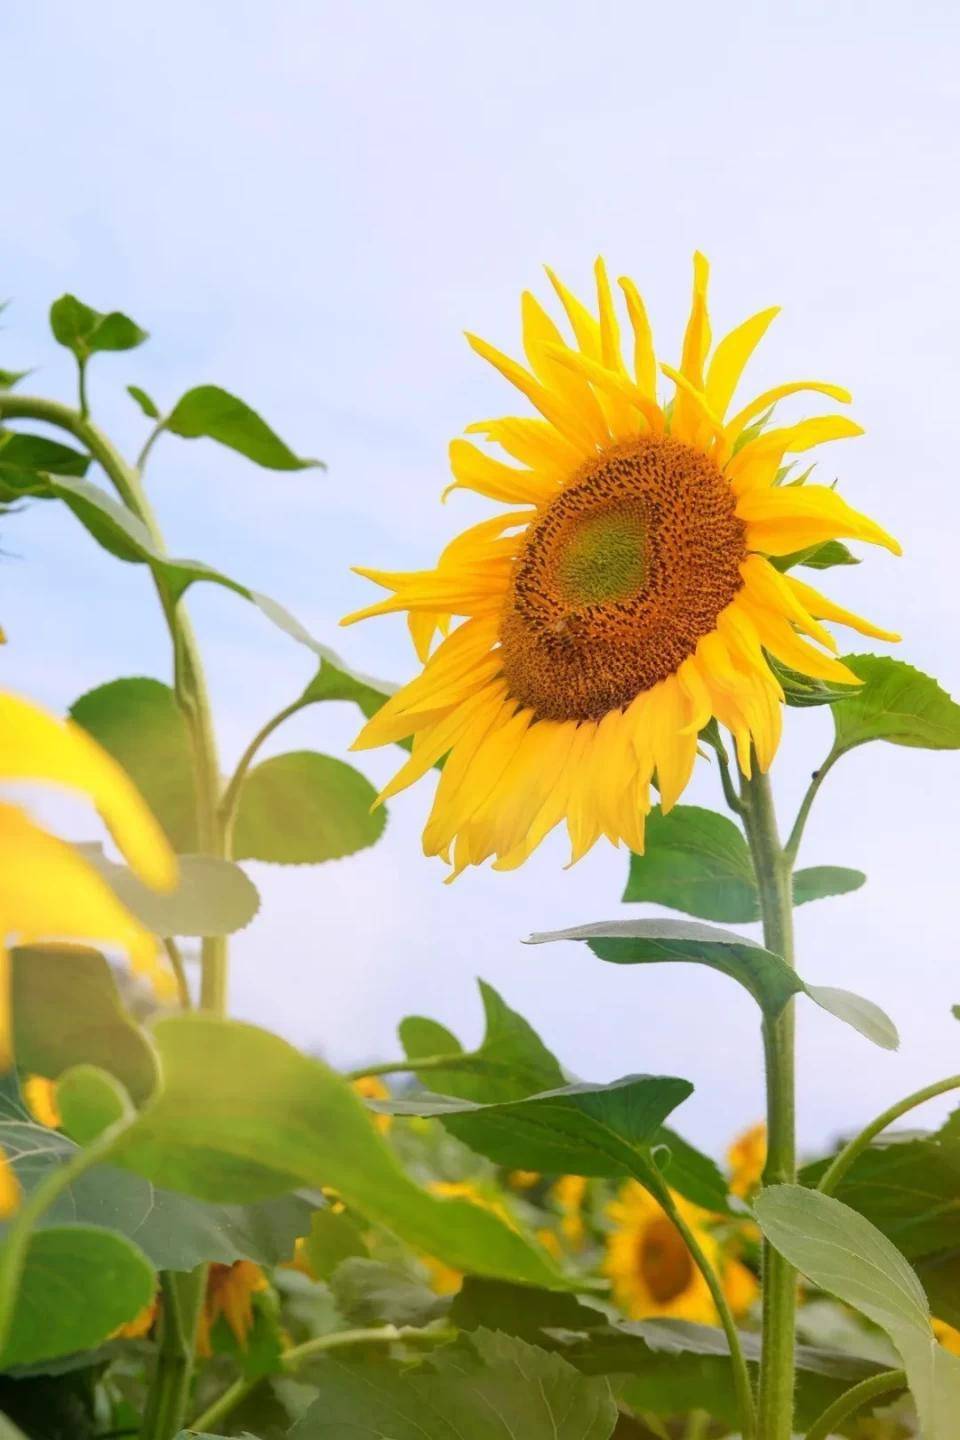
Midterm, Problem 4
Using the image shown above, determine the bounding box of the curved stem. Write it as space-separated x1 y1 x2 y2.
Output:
189 1324 456 1434
344 1053 478 1083
161 938 192 1010
804 1367 906 1440
135 420 167 474
741 765 796 1440
818 1074 960 1198
651 1179 756 1440
218 696 310 852
783 746 841 867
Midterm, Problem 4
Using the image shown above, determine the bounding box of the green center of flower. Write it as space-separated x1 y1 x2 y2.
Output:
555 502 647 606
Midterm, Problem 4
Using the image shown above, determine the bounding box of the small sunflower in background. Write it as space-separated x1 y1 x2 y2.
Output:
728 1121 767 1198
351 1074 393 1134
195 1261 270 1356
344 256 899 877
604 1181 757 1324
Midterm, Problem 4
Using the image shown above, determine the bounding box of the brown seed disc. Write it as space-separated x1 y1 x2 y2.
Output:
499 435 746 721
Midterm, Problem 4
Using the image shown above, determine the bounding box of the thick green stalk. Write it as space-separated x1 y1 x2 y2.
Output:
741 766 796 1440
138 1270 205 1440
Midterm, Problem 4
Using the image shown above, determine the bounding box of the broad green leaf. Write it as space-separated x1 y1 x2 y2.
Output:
301 1207 369 1280
919 1251 960 1330
49 294 148 357
299 655 397 720
112 1015 566 1288
127 383 160 418
232 752 385 864
832 655 960 752
452 1280 885 1430
529 919 898 1049
0 431 90 476
165 384 320 470
623 806 864 920
375 1074 693 1177
80 845 260 936
289 1329 617 1440
0 1224 155 1367
400 979 566 1103
70 677 198 851
755 1184 960 1438
12 946 158 1103
330 1257 448 1327
58 1064 131 1144
651 1127 733 1215
0 1117 314 1272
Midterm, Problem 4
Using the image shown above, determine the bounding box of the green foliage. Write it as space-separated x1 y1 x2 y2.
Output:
623 806 863 922
164 384 321 470
70 677 199 851
300 1208 369 1281
57 1064 131 1143
755 1185 960 1438
81 845 261 936
49 294 148 359
12 945 158 1102
233 752 385 864
330 1257 448 1327
832 654 960 752
377 1073 693 1177
288 1329 618 1440
0 1224 156 1368
112 1015 566 1287
0 368 31 391
772 538 861 571
299 655 397 720
529 918 899 1048
127 383 160 418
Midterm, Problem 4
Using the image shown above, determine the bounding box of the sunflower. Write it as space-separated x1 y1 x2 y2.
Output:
604 1180 757 1324
728 1121 767 1198
343 256 899 875
195 1261 269 1355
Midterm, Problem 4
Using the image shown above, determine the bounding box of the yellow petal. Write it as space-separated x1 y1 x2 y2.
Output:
465 417 580 481
465 332 597 454
673 252 711 442
738 484 901 556
725 381 852 445
784 574 901 643
0 1139 20 1219
737 596 862 685
594 257 637 436
546 346 663 435
739 555 837 650
618 275 657 400
543 267 602 359
705 307 780 419
727 416 864 495
521 292 610 445
444 439 555 507
0 693 175 892
660 364 725 444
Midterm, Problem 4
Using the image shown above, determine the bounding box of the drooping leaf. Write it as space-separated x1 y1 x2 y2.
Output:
79 845 260 936
0 1224 156 1367
451 1279 886 1430
330 1257 448 1327
232 751 385 864
832 655 960 753
127 384 160 418
375 1073 693 1177
528 918 899 1049
623 806 863 920
12 946 158 1103
69 677 198 851
164 384 320 470
110 1015 566 1289
399 979 566 1103
755 1184 960 1439
0 431 91 477
49 294 148 358
299 655 397 720
288 1329 617 1440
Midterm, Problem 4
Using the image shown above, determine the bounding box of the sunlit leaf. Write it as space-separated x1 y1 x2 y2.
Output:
832 655 960 752
127 383 160 418
165 384 320 470
79 845 260 936
755 1185 960 1438
0 431 90 476
232 752 385 864
49 294 148 358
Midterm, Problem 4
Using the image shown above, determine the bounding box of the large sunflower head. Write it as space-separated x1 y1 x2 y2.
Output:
343 256 900 876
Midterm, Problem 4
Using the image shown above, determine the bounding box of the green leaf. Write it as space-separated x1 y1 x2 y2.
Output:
301 1207 369 1281
112 1015 566 1289
57 1064 131 1145
330 1257 448 1327
376 1073 694 1177
49 294 147 358
79 845 261 936
623 806 864 920
451 1279 886 1431
69 677 198 851
127 383 160 418
165 384 320 470
232 752 385 864
755 1185 960 1439
764 655 863 709
918 1251 960 1330
0 1224 156 1367
300 655 397 720
400 979 566 1103
771 539 860 572
0 1116 315 1272
0 368 31 391
288 1329 617 1440
832 655 960 753
651 1127 733 1215
12 946 158 1103
528 919 899 1049
0 431 91 477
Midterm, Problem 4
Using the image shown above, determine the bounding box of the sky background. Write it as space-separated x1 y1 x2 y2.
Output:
3 1 960 1159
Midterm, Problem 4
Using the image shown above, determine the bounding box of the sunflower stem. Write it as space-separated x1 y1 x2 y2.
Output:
817 1073 960 1198
803 1367 907 1440
740 763 797 1440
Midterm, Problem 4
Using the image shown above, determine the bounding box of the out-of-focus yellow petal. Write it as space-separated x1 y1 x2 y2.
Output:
0 1144 21 1219
24 1074 61 1128
0 693 176 893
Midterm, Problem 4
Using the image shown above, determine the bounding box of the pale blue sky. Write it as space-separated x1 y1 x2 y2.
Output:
4 1 960 1155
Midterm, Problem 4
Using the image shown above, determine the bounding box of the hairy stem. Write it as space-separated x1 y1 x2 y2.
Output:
138 1270 205 1440
804 1368 906 1440
741 764 796 1440
818 1073 960 1197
